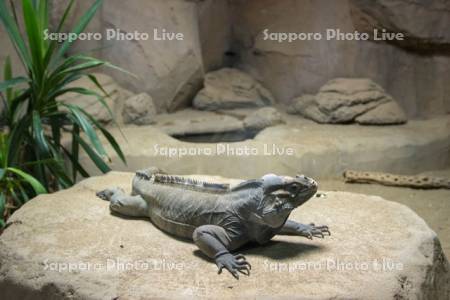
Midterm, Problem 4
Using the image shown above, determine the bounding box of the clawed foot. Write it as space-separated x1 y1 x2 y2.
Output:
215 252 251 279
297 223 331 239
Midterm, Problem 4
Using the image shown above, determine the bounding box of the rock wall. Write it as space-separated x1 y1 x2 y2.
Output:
197 0 233 71
350 0 450 52
0 0 205 113
99 0 204 112
230 0 450 118
1 0 450 117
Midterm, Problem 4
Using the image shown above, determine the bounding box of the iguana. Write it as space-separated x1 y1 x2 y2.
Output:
96 167 330 279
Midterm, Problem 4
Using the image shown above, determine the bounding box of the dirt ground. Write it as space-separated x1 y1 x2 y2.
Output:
320 169 450 258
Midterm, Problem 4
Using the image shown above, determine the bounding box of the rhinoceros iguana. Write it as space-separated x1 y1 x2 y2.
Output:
96 167 330 279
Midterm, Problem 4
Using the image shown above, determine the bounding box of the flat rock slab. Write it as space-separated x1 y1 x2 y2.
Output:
81 114 450 179
154 109 245 136
1 172 449 299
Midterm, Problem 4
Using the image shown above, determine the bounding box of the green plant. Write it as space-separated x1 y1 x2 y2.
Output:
0 0 126 195
0 132 46 228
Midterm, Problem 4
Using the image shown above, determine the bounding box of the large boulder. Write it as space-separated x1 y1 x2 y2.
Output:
99 0 205 113
0 172 448 299
289 78 407 125
193 68 275 111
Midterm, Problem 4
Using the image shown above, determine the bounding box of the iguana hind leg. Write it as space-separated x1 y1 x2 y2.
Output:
97 188 148 217
278 220 330 239
193 225 251 279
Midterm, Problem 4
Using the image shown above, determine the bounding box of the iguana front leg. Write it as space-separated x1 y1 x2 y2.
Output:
193 225 251 279
279 220 330 239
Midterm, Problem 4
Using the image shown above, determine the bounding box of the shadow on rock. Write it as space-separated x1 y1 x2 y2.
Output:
193 240 324 262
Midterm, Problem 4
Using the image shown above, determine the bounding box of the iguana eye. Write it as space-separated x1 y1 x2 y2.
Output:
288 184 301 193
275 200 283 209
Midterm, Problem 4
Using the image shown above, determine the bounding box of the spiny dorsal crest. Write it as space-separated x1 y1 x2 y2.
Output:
138 172 230 193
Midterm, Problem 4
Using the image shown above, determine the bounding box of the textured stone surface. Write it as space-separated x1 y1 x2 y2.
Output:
216 108 257 119
319 78 384 96
99 0 204 113
231 0 450 118
289 78 407 125
350 0 450 51
0 172 448 299
356 101 407 125
122 93 157 125
193 68 275 111
47 0 204 113
197 0 233 71
153 108 284 142
77 111 450 180
287 94 315 113
154 109 244 137
243 107 284 131
4 0 450 117
288 94 330 123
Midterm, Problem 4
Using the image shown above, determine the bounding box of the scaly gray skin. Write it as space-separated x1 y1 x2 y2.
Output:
97 167 330 279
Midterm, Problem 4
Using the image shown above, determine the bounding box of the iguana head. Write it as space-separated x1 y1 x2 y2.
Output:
250 174 318 228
